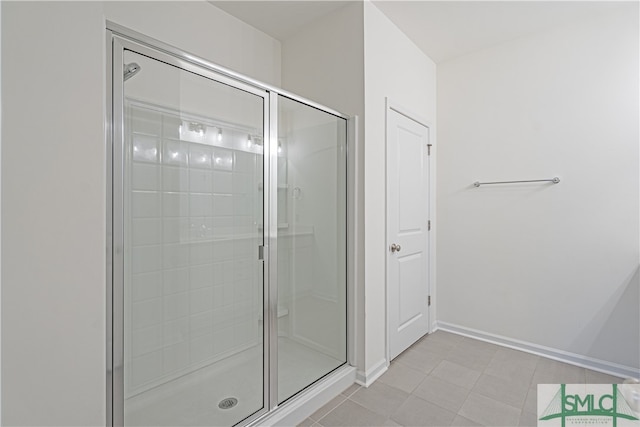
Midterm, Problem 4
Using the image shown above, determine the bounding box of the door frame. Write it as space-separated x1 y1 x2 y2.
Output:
385 98 436 365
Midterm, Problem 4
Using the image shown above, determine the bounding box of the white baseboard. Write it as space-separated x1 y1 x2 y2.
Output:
436 321 640 380
355 358 388 387
254 365 356 427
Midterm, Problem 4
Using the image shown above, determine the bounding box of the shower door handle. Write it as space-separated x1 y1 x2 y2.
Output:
390 243 401 253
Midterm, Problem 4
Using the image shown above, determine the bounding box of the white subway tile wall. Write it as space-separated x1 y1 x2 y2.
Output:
125 105 263 397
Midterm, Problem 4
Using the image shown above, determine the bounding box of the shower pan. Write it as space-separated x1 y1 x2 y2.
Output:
107 24 351 427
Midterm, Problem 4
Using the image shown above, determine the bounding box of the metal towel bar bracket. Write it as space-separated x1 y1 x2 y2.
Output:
473 177 560 187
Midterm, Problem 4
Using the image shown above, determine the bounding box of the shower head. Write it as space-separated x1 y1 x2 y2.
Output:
123 63 141 81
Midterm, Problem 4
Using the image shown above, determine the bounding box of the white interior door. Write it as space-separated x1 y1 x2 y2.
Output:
387 107 431 361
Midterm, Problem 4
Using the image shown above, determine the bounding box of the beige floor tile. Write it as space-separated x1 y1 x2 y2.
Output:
451 415 482 426
411 339 457 358
453 338 500 356
459 392 521 426
585 369 624 384
317 399 387 427
390 395 456 427
459 337 501 351
412 375 470 413
484 357 536 384
383 418 402 426
411 331 464 355
341 383 362 397
532 358 585 384
426 331 466 344
309 395 346 421
378 363 427 394
395 348 443 374
431 360 482 389
518 411 537 427
349 381 410 417
445 343 496 372
297 417 316 427
491 348 539 370
472 373 530 408
522 386 537 414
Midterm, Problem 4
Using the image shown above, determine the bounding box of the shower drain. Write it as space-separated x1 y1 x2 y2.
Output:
218 397 238 410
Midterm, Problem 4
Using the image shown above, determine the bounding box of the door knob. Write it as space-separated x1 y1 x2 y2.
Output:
390 243 402 253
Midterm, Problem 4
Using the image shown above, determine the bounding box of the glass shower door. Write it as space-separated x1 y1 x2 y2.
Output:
276 96 348 403
120 49 266 427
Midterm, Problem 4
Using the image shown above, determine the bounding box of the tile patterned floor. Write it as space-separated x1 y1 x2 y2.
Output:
298 331 624 427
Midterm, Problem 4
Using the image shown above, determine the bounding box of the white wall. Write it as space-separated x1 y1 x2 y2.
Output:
2 4 105 424
437 5 639 372
281 2 364 119
1 2 281 425
363 2 436 378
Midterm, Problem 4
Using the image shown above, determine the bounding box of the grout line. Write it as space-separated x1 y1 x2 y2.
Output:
308 394 346 423
339 384 361 398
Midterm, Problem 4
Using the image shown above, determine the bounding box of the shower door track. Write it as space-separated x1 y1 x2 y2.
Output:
106 21 355 427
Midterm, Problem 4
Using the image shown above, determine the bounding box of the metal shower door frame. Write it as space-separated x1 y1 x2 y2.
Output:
106 22 353 427
107 31 272 427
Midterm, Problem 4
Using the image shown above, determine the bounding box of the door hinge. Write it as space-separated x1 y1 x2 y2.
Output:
427 144 432 156
428 220 431 231
428 295 432 306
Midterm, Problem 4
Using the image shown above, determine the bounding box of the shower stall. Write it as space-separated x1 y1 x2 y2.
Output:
107 24 351 427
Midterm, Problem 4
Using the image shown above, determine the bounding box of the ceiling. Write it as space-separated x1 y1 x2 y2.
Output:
210 1 634 63
373 1 632 63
